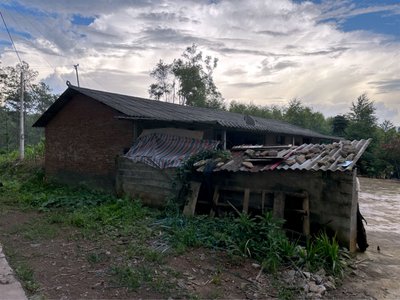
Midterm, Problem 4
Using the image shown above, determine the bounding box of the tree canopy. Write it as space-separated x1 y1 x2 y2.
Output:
149 44 224 109
228 99 331 135
0 62 57 151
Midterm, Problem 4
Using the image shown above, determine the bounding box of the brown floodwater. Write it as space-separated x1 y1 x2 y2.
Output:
333 177 400 299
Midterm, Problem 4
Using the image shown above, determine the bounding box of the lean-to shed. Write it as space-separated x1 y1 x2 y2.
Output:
186 139 371 252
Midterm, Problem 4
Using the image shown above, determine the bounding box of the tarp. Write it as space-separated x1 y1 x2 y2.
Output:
125 133 220 169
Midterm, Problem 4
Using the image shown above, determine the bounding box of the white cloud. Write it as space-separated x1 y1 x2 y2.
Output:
0 0 399 125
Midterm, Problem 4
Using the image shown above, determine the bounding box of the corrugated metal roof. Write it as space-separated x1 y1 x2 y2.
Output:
195 139 371 173
126 133 219 169
33 85 338 140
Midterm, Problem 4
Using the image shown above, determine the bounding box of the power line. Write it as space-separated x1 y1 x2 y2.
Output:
0 10 22 64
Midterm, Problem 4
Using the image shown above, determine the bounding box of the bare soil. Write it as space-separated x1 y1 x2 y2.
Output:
0 209 277 299
332 177 400 299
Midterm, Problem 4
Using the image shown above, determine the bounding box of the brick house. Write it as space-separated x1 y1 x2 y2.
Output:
33 84 338 189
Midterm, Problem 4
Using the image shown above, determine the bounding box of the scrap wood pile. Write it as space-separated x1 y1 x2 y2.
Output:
193 140 370 172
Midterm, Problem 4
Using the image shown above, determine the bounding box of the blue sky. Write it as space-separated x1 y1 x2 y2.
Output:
0 0 399 124
318 0 400 38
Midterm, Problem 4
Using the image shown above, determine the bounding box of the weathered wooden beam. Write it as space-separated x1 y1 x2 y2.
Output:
261 190 266 214
303 192 310 236
210 186 220 217
243 188 250 214
349 170 358 252
222 130 227 150
273 192 285 219
183 181 202 217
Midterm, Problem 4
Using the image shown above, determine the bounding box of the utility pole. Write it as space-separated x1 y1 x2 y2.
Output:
73 64 80 87
19 69 24 160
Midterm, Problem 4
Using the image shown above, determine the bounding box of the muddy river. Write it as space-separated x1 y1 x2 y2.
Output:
333 177 400 299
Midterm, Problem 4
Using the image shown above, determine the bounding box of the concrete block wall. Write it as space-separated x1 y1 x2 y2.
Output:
211 170 356 249
116 157 178 207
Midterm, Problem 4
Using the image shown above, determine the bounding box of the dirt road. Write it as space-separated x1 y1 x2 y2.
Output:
333 177 400 299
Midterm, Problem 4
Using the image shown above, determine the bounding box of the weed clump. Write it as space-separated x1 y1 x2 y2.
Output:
159 212 346 276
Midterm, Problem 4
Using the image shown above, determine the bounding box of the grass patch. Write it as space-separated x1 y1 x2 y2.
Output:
7 219 60 241
111 265 153 290
15 263 40 294
22 222 59 240
159 212 346 276
86 252 103 264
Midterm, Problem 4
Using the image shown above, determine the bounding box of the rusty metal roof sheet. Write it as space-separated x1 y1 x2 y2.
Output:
196 139 371 173
33 85 338 140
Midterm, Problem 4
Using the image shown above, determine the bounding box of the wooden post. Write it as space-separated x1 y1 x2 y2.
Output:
133 120 138 142
243 188 250 214
183 182 202 216
273 192 285 219
261 190 266 214
349 170 358 252
210 186 220 217
222 130 227 150
302 192 310 236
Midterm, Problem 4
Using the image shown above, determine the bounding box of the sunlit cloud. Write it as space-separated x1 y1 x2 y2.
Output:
0 0 399 124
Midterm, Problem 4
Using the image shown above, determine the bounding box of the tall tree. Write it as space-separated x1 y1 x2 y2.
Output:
2 62 56 114
0 62 57 151
332 115 348 137
344 94 392 177
283 99 330 134
2 62 39 113
382 135 400 178
346 94 377 140
149 44 224 109
229 101 284 120
148 59 173 102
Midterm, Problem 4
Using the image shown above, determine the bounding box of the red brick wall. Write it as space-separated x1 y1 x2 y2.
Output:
45 95 133 188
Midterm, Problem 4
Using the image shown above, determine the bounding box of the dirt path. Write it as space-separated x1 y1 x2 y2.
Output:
333 177 400 299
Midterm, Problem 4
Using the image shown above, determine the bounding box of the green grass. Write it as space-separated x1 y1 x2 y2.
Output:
15 263 40 294
111 264 174 293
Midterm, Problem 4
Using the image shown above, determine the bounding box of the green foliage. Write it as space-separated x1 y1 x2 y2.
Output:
111 265 153 290
158 212 347 276
86 252 103 264
229 101 284 120
67 198 153 234
0 62 56 152
343 94 399 178
15 264 40 293
331 115 348 137
20 222 59 240
149 44 224 109
229 98 331 135
382 135 400 178
297 232 345 276
111 265 172 293
284 99 331 135
159 212 307 273
168 149 231 214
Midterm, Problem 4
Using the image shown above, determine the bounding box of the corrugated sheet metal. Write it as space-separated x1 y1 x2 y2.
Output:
126 133 219 169
196 139 371 173
33 85 338 140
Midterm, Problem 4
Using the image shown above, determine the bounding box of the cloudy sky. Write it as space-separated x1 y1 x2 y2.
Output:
0 0 399 124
